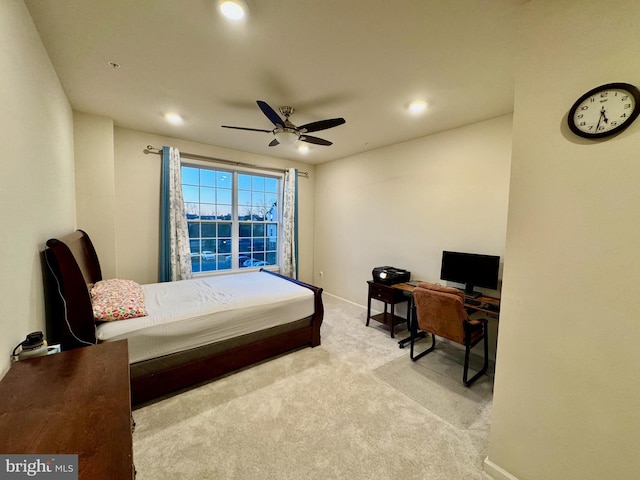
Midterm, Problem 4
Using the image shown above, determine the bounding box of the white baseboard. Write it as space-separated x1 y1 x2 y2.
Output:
323 291 367 310
483 457 520 480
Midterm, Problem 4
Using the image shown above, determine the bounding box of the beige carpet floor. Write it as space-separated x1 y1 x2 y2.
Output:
132 294 494 479
374 342 494 430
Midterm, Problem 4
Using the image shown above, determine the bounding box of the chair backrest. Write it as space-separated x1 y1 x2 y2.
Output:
413 282 468 344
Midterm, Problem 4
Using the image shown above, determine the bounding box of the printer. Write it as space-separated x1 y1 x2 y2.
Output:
372 266 411 285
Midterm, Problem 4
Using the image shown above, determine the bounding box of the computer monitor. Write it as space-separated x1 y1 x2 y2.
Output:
440 250 500 297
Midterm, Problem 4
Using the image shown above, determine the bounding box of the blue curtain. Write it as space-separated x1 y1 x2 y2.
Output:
159 146 171 282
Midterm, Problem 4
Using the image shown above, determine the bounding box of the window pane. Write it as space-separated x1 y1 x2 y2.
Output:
191 257 201 273
201 223 216 237
217 204 232 220
239 223 251 237
252 223 265 236
202 239 216 251
200 169 215 187
239 238 251 254
188 223 199 238
265 177 278 193
238 190 251 206
217 171 231 188
200 186 215 203
252 176 265 191
238 206 252 221
182 166 199 185
183 185 199 203
238 174 251 190
217 239 231 254
200 204 216 219
218 222 231 237
252 238 265 251
252 192 265 208
266 193 277 208
185 203 200 219
217 188 232 205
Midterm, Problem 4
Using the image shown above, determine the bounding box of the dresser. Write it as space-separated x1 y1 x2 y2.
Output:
0 340 134 479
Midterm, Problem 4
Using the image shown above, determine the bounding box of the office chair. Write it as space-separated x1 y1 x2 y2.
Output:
410 282 489 387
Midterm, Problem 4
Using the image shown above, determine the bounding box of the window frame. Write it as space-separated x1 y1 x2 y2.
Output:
182 160 283 276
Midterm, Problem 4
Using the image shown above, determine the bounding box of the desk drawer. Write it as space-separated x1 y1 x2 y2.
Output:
369 283 402 304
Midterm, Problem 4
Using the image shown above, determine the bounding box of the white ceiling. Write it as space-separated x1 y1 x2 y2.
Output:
25 0 523 165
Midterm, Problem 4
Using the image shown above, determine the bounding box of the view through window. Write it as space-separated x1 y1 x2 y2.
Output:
181 165 279 273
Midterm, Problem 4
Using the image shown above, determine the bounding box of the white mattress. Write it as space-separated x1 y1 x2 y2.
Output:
96 271 315 364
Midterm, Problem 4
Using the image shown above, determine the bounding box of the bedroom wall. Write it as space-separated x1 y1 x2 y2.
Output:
111 127 317 285
486 1 640 479
73 111 117 279
0 0 75 377
314 114 512 304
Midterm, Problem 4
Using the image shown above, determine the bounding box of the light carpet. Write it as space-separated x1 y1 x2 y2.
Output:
132 294 493 479
374 342 494 429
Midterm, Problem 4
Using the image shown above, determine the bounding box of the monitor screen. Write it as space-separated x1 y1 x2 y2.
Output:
440 251 500 295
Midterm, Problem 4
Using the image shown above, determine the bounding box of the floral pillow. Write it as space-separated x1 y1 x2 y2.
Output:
91 279 148 321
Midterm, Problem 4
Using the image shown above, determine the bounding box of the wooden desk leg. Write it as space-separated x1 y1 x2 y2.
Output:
390 303 395 338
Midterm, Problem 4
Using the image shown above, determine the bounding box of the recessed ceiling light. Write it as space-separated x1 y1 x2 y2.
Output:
218 0 247 21
164 113 183 125
408 100 428 114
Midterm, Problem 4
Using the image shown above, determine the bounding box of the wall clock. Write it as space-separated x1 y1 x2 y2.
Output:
568 82 640 139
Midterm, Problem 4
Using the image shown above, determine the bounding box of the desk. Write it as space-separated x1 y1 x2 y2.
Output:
366 281 409 338
393 282 500 348
464 294 501 317
0 341 135 479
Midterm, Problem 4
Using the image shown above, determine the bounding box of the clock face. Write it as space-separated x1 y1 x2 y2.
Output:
568 83 640 138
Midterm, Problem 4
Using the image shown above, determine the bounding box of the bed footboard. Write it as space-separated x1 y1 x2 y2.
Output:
130 319 317 406
260 269 324 346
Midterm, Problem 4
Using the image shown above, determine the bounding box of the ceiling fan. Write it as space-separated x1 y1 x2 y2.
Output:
222 100 346 147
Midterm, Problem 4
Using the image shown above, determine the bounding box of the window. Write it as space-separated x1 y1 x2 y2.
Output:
181 165 280 273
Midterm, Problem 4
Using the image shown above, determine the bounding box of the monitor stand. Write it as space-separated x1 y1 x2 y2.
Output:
464 285 481 298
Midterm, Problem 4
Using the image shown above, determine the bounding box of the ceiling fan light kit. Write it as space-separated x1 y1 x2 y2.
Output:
408 99 428 113
164 113 183 125
221 100 346 148
274 129 299 145
218 0 247 21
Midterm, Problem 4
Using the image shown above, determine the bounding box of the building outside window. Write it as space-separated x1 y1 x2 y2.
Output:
181 165 280 273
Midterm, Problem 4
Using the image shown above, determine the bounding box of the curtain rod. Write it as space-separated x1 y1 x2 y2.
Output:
143 146 309 178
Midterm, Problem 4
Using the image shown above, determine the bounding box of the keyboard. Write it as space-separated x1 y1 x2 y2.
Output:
465 298 481 306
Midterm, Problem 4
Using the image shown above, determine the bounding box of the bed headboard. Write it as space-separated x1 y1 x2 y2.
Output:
44 229 102 350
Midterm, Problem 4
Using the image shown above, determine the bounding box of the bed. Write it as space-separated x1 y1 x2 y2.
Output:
43 230 324 406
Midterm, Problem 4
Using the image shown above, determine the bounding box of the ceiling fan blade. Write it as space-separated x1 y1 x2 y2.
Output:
221 125 272 133
298 117 346 133
300 135 333 146
268 139 280 147
257 100 284 127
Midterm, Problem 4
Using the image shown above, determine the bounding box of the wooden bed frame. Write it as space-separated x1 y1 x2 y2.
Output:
43 230 324 406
